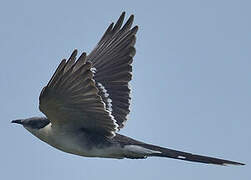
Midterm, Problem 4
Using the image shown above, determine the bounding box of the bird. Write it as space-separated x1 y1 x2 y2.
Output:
12 12 244 166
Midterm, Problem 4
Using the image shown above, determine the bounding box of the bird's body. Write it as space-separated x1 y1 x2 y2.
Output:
12 12 244 166
26 121 122 158
24 118 161 159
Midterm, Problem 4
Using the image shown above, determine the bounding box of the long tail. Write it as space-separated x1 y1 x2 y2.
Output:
115 134 244 165
140 143 244 165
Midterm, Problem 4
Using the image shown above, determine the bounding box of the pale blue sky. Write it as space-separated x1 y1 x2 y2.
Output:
0 0 250 179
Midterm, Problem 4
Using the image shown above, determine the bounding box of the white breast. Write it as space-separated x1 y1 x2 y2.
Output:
26 123 124 158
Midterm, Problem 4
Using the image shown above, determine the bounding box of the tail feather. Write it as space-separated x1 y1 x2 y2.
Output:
115 134 244 165
143 143 244 165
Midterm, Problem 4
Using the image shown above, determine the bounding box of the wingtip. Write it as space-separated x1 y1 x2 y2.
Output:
73 49 78 54
118 11 126 23
128 14 134 22
68 49 78 60
120 11 134 18
121 11 126 17
133 25 139 31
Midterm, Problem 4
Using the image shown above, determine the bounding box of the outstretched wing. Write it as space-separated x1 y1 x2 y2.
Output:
87 12 138 129
39 50 118 137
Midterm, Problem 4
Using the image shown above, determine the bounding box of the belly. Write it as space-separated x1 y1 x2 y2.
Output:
51 135 124 159
50 132 92 157
33 125 124 158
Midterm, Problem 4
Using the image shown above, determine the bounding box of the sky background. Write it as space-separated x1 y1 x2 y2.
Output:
0 0 250 179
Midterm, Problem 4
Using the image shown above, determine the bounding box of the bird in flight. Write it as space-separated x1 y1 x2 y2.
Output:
12 12 244 166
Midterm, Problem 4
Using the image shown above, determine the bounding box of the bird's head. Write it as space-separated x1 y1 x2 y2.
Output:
11 117 50 131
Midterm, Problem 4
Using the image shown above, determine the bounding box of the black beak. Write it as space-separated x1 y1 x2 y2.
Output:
11 120 23 125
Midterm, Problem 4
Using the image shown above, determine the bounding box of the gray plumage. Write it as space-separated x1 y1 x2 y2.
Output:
87 12 137 129
12 12 244 166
